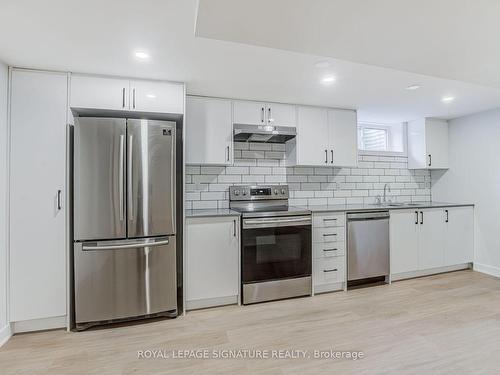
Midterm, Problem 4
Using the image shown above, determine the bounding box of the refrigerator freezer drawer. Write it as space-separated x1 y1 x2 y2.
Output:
74 236 177 326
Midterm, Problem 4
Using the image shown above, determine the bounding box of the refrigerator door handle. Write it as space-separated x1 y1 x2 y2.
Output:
128 134 134 220
171 134 175 232
82 239 170 251
119 134 125 221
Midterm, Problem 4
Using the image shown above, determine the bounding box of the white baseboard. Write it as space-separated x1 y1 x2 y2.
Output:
186 296 238 311
474 263 500 278
0 323 12 347
392 263 471 281
12 315 67 334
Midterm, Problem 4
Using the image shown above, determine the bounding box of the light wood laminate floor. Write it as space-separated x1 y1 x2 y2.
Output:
2 270 500 374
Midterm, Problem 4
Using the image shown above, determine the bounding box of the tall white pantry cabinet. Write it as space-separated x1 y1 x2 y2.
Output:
9 69 68 326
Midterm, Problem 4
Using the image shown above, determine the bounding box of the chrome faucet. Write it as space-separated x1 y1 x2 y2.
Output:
383 183 391 203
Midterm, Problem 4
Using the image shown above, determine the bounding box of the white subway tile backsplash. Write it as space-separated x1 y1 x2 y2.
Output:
185 142 431 208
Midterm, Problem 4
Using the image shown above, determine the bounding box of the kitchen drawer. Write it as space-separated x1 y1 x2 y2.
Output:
313 213 345 228
313 257 345 285
313 242 345 259
313 226 345 243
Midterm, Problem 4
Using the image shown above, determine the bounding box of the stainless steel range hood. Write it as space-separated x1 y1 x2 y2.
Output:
233 124 296 143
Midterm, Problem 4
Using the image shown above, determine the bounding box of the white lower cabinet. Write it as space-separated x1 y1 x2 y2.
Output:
9 69 68 323
186 216 240 310
312 212 346 293
390 206 473 279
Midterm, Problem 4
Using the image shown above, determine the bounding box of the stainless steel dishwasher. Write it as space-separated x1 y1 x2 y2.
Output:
347 211 390 287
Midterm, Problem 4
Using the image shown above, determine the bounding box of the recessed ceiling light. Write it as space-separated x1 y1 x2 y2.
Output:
442 96 455 103
315 60 331 68
405 85 421 90
321 75 336 84
134 51 150 60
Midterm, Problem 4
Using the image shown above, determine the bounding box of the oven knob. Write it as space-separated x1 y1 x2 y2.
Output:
242 190 247 196
234 190 240 196
281 188 286 195
274 189 278 195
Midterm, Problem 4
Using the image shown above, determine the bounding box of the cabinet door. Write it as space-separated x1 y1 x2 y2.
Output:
266 103 296 127
328 109 358 167
186 97 232 165
130 80 183 114
407 119 426 169
390 210 419 274
444 206 474 265
425 119 449 169
10 69 67 321
233 100 266 125
296 106 329 166
71 74 129 110
418 208 445 270
186 217 239 304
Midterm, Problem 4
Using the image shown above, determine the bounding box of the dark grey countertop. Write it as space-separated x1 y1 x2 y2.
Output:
300 201 474 213
185 209 241 218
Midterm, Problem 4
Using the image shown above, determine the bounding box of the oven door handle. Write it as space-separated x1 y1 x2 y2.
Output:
243 216 311 229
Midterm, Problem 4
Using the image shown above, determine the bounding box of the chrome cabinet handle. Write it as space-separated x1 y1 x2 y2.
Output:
268 107 272 123
428 154 432 167
128 135 134 220
331 149 334 164
261 107 264 123
323 218 337 222
323 233 337 237
57 190 62 210
445 209 449 223
226 145 230 162
323 248 338 252
323 268 338 273
420 211 424 225
119 134 125 221
133 88 136 109
415 211 418 225
325 149 328 163
122 88 126 108
233 219 236 237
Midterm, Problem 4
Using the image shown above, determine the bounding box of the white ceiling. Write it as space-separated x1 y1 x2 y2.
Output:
196 0 500 88
0 0 499 123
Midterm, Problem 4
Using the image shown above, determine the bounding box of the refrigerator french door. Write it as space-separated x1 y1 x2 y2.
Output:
73 117 177 329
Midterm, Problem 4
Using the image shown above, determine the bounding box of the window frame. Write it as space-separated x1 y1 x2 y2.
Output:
357 122 407 157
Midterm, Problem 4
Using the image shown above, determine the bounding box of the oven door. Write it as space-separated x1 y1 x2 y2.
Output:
241 215 312 284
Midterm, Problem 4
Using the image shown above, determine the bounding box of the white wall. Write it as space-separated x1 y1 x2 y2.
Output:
432 108 500 276
0 61 9 338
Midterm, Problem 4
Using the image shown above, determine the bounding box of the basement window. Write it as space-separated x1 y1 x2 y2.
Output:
357 122 406 156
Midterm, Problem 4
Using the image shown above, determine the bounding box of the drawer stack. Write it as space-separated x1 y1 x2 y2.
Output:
312 212 346 293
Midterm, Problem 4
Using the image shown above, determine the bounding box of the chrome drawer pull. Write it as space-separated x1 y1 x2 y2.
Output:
323 248 338 252
323 233 337 237
323 218 338 221
323 268 338 273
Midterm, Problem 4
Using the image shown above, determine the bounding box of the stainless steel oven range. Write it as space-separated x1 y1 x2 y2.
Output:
229 185 312 305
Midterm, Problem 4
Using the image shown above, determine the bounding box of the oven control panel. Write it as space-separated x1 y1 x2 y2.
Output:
229 185 289 201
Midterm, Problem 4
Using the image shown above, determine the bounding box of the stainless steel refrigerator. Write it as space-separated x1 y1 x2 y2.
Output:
73 117 177 330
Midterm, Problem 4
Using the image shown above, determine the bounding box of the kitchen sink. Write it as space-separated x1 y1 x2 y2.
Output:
372 202 421 207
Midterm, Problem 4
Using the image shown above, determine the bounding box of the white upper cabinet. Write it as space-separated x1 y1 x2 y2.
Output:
71 75 129 110
70 74 184 114
10 69 67 322
294 106 330 166
328 109 358 167
129 80 184 114
288 106 357 167
233 100 296 127
186 96 233 165
408 118 449 169
233 100 266 125
266 103 296 127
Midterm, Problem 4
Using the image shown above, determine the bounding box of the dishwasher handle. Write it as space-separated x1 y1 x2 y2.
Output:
347 211 389 221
